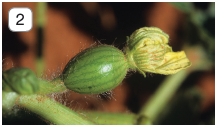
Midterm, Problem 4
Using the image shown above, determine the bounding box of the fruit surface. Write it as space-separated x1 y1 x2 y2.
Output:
62 45 128 94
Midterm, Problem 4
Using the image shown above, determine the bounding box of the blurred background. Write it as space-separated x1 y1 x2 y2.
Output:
2 2 215 125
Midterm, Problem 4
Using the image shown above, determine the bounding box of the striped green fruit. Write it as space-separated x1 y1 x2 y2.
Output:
62 45 128 94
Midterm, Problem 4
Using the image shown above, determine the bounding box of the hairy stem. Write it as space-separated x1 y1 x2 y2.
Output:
36 77 67 94
16 94 95 125
81 111 136 125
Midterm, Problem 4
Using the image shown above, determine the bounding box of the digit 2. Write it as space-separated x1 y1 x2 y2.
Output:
16 13 24 25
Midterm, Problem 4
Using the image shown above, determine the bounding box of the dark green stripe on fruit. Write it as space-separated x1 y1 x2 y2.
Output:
62 45 128 94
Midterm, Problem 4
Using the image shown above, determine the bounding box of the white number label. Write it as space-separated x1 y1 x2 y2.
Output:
8 7 33 32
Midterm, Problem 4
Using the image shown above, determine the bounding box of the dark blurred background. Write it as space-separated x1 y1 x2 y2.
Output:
2 2 215 125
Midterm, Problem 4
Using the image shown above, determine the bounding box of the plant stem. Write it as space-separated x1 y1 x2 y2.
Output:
81 111 136 125
138 70 189 123
2 91 19 115
16 94 95 125
36 2 47 77
36 77 67 94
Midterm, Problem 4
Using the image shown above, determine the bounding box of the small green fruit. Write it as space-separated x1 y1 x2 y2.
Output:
62 45 128 94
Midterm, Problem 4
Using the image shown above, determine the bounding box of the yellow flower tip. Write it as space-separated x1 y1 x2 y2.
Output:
126 27 169 51
154 51 192 75
124 27 192 77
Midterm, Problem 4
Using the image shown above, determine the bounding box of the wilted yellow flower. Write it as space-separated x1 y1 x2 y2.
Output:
124 27 191 77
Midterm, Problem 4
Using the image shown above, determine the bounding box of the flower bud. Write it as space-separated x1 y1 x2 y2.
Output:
2 67 39 95
124 27 191 77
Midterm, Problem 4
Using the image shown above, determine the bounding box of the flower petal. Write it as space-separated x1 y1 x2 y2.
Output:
155 51 192 75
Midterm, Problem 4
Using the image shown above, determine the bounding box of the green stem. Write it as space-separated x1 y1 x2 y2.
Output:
16 94 95 125
36 2 47 27
36 77 67 94
2 91 19 115
81 111 136 125
36 2 47 77
138 70 189 123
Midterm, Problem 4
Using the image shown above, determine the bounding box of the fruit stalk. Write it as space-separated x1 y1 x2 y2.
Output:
16 94 95 125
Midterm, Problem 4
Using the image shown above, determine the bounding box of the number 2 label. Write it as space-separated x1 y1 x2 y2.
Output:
8 7 32 32
16 13 24 25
